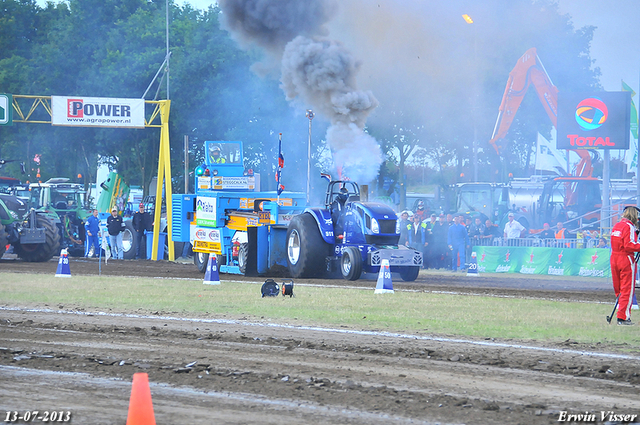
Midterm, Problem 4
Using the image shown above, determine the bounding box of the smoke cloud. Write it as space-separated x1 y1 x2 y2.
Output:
218 0 382 184
218 0 336 54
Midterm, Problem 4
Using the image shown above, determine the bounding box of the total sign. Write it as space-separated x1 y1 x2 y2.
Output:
0 94 12 126
195 197 217 227
557 91 631 150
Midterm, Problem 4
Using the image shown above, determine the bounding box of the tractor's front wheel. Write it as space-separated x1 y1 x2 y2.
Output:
399 266 420 282
340 246 363 281
194 251 209 273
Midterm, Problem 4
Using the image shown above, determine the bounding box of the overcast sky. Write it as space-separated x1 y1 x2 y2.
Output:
178 0 639 95
34 0 640 94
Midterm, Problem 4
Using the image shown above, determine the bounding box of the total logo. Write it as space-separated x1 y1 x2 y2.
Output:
575 97 608 131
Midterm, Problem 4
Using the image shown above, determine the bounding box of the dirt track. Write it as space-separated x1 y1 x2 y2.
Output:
1 257 639 424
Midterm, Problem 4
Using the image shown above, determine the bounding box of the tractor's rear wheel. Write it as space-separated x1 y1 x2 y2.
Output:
15 214 61 262
238 243 249 275
286 213 330 278
340 246 363 281
122 221 137 260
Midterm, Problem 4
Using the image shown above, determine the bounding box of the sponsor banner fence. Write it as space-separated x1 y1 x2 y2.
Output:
473 246 610 278
51 96 145 128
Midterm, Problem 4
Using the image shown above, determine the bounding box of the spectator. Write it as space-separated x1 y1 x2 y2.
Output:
484 220 501 244
583 229 600 248
468 217 486 245
432 215 450 269
413 200 428 222
555 221 576 247
181 242 193 259
425 213 438 233
538 222 555 246
132 203 153 259
504 212 526 245
423 214 437 268
539 222 555 239
407 214 427 252
446 213 454 227
106 206 125 260
397 211 411 246
597 237 608 248
448 214 470 272
84 209 100 258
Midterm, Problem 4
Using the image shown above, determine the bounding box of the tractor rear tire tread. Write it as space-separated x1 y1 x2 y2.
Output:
286 213 330 278
15 214 61 262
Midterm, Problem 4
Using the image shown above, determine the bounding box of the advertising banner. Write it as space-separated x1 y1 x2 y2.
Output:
557 91 630 150
195 196 217 227
0 93 12 126
190 226 221 254
51 96 145 128
474 246 610 278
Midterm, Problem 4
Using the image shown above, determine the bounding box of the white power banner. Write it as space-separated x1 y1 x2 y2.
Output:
51 96 145 128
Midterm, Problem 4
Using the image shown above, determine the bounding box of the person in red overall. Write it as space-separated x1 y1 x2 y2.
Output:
610 206 640 325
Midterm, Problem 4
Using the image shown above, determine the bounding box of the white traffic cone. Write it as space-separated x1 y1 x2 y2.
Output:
466 252 478 277
55 248 71 278
203 255 220 285
374 259 394 294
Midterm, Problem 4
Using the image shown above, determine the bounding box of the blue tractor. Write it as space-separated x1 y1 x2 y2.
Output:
286 180 422 281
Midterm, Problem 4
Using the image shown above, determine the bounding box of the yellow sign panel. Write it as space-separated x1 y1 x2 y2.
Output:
193 240 221 254
258 211 271 224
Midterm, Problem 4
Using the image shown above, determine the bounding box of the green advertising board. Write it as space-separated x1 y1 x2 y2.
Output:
473 246 610 278
0 94 12 126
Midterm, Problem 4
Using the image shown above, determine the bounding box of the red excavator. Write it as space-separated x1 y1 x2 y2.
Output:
489 47 592 179
485 48 612 228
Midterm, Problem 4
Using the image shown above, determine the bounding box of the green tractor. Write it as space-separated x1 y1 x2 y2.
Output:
0 193 61 261
28 178 90 257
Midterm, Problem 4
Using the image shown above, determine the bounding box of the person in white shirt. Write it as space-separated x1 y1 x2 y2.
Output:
503 212 526 242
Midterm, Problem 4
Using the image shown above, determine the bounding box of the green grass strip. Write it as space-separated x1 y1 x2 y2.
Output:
1 272 638 349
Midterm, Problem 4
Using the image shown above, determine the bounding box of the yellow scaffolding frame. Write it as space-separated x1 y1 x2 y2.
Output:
9 95 174 261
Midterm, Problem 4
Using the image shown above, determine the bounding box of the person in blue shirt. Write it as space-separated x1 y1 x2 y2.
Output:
84 209 100 258
448 214 470 271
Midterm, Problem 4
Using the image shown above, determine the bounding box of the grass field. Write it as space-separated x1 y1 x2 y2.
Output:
1 272 638 349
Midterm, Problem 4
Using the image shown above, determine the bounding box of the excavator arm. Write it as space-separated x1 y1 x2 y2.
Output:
488 48 592 177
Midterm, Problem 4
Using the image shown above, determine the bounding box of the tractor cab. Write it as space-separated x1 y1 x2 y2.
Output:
325 181 360 237
195 141 256 191
28 178 90 256
455 182 510 223
29 178 87 215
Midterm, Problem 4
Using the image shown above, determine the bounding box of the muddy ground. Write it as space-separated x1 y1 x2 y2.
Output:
1 257 639 425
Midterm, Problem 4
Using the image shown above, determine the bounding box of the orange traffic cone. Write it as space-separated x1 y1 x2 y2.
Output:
126 373 156 425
